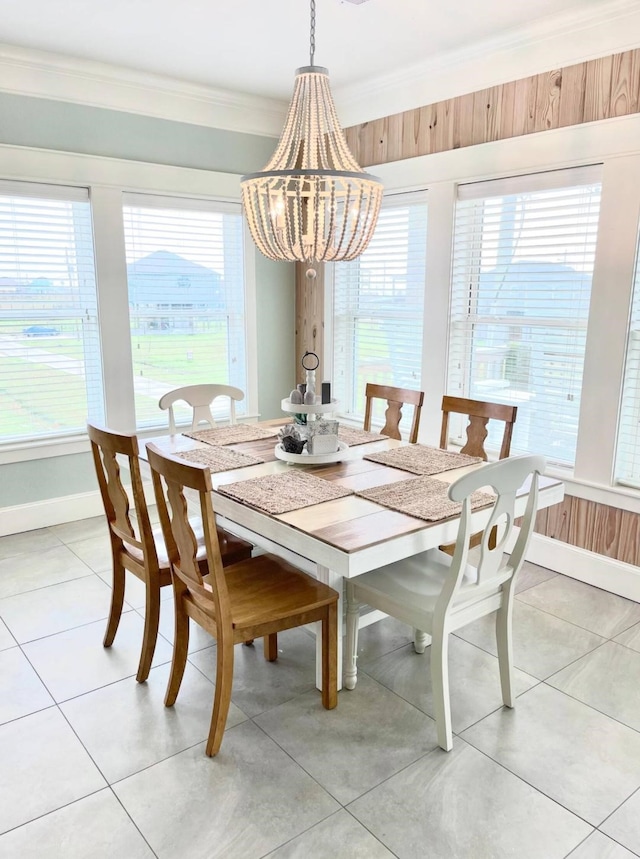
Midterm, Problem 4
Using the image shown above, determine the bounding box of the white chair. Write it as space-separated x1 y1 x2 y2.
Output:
158 384 244 434
345 453 546 751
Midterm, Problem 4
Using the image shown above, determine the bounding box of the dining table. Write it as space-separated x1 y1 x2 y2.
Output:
140 421 565 690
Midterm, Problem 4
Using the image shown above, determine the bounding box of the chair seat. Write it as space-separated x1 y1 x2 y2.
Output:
352 548 480 630
204 554 337 630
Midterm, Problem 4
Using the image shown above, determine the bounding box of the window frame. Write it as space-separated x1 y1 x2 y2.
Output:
0 180 104 449
328 190 429 431
121 191 251 432
325 120 640 512
447 165 603 467
0 146 257 465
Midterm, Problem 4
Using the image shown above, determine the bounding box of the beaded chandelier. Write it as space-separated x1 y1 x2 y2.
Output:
240 0 383 272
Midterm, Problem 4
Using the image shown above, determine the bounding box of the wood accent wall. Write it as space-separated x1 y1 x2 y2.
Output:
534 495 640 565
344 49 640 166
295 48 640 573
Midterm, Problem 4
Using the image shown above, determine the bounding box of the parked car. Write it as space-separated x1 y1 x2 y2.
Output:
23 325 59 336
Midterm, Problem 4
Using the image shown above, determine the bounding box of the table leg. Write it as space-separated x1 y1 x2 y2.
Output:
315 564 343 691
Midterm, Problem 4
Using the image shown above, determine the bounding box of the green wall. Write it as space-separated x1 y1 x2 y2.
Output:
0 94 295 514
0 92 276 173
256 256 296 421
0 453 98 507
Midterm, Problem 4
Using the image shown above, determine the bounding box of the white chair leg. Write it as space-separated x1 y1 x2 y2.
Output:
430 630 453 751
344 582 360 690
496 601 515 708
413 628 428 653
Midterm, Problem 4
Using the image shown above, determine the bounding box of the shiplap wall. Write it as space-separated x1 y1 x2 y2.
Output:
344 49 640 166
295 48 640 565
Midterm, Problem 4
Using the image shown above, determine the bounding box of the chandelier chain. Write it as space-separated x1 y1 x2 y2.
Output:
310 0 316 66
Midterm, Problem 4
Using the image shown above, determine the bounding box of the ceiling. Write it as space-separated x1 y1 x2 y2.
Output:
0 0 623 101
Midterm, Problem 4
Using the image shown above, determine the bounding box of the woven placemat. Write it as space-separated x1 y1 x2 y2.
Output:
183 425 278 446
217 470 353 515
174 446 264 473
338 426 388 447
356 476 495 522
364 444 482 475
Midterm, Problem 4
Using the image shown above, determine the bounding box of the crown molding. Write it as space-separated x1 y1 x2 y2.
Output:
335 0 640 126
1 0 638 138
0 43 285 138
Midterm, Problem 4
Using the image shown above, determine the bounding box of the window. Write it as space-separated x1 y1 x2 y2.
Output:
0 181 102 444
123 195 247 429
615 226 640 488
332 192 427 428
447 167 602 466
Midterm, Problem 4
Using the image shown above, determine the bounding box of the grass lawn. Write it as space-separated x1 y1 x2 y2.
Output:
0 323 232 437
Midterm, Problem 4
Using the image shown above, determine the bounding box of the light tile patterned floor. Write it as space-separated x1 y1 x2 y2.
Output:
1 516 640 858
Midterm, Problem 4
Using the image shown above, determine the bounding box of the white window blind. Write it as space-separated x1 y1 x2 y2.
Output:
332 192 427 429
447 167 602 466
615 227 640 488
0 181 103 444
122 195 247 429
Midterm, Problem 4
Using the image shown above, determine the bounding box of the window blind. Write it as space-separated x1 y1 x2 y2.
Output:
0 181 103 443
615 228 640 488
447 167 602 466
332 192 427 429
122 195 247 430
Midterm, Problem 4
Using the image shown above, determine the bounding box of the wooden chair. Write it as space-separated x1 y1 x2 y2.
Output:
439 396 518 556
345 454 546 751
147 443 339 757
440 395 518 461
158 384 245 434
364 383 424 444
88 424 252 683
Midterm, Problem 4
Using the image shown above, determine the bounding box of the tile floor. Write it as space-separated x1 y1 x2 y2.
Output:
1 516 640 858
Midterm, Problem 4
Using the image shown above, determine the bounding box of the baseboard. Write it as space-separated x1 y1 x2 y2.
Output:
0 490 106 536
0 481 158 537
515 532 640 603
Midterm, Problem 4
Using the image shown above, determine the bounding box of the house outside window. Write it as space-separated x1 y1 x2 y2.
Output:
447 166 602 466
0 181 103 444
122 195 247 429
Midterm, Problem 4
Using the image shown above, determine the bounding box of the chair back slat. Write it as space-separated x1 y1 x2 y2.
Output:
435 454 546 620
440 396 517 461
146 443 231 625
158 384 245 434
364 383 424 444
87 423 158 565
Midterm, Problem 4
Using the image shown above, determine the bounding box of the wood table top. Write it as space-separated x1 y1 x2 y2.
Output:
140 425 564 572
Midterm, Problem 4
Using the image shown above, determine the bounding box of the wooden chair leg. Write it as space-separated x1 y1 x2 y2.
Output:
205 630 235 756
322 602 338 709
430 630 453 751
263 634 278 662
137 577 161 683
496 600 515 708
164 596 190 706
103 561 126 648
344 583 359 691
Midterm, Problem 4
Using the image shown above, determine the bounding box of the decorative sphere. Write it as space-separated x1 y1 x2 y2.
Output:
305 267 317 280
